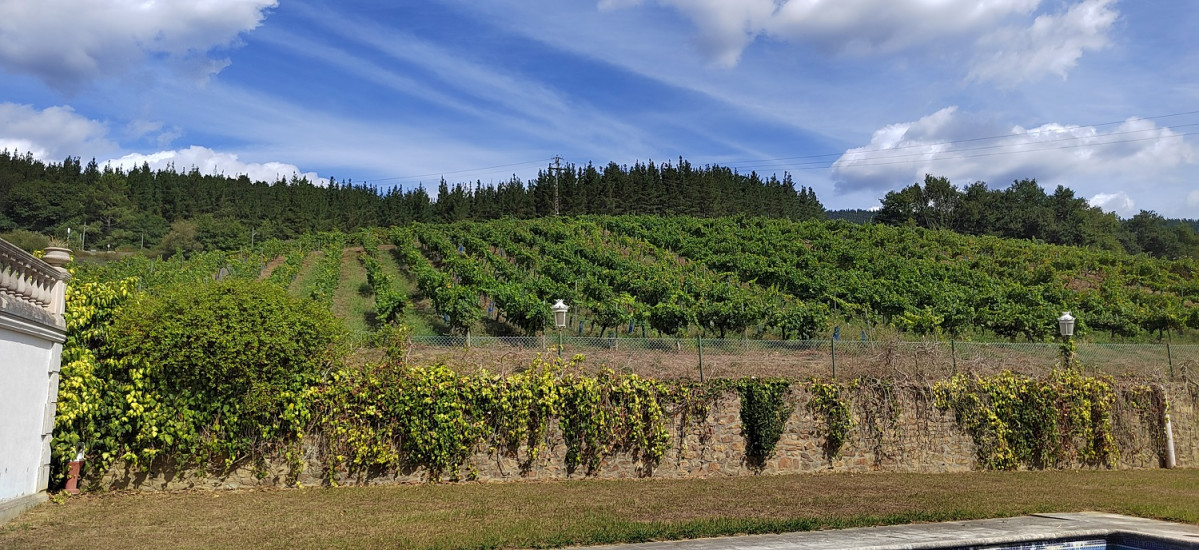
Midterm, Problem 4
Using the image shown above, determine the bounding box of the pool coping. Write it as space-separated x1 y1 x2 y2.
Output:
585 512 1199 549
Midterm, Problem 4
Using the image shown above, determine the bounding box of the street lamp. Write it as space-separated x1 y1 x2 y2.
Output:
1058 311 1076 368
1058 311 1075 337
552 299 569 359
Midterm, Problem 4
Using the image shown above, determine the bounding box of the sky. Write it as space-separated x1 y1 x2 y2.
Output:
1 0 1197 218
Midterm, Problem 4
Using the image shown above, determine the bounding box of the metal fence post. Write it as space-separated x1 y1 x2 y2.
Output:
697 336 705 382
1167 342 1174 380
951 339 957 374
830 337 837 379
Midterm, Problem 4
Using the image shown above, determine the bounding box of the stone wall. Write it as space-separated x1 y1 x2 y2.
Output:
95 380 1196 492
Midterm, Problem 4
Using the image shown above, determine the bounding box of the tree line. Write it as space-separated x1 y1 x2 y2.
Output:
0 151 822 254
875 175 1199 259
0 149 1194 259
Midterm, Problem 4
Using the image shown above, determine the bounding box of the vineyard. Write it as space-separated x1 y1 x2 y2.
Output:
72 215 1199 346
49 214 1199 486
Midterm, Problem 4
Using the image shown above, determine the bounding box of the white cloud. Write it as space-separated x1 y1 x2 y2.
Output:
969 0 1117 85
0 102 325 185
1088 192 1136 216
766 0 1039 55
601 0 1040 65
655 0 777 67
831 107 1197 199
1189 190 1199 209
600 0 1114 83
106 146 322 185
0 103 116 160
0 0 276 92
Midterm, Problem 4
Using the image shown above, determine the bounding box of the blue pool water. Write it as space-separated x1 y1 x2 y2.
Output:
961 536 1198 550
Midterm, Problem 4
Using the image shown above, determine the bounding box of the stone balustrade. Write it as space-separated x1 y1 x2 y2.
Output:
0 238 70 524
0 240 69 316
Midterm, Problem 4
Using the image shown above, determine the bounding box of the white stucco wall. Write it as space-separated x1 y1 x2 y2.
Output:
0 326 60 500
0 243 69 525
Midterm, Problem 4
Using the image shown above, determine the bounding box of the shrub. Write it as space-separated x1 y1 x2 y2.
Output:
0 228 50 253
103 279 345 469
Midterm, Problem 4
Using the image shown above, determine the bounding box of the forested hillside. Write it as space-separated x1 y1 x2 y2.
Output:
0 151 821 251
2 150 1195 260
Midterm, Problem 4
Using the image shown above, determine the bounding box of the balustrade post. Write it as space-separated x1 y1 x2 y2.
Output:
0 241 71 316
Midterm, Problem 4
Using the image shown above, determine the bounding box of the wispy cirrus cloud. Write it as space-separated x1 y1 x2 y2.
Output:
264 6 658 160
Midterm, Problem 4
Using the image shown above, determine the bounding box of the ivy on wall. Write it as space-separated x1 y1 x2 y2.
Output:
736 379 793 468
316 357 671 481
851 377 902 463
1120 384 1170 466
806 379 854 461
53 278 139 482
933 369 1119 470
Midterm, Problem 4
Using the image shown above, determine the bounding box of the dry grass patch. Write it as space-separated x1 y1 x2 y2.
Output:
3 470 1197 549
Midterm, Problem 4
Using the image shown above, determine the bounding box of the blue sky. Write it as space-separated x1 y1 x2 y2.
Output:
1 0 1196 217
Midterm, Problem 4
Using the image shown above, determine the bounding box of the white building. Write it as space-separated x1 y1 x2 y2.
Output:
0 239 69 524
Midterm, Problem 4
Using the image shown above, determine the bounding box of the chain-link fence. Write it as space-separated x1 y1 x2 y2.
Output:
406 335 1199 382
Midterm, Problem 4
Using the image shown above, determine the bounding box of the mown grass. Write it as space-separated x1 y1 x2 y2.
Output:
3 470 1196 549
332 247 373 337
286 250 321 298
377 245 438 336
384 247 444 337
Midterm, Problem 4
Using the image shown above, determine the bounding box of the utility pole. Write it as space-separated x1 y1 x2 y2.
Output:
549 155 563 216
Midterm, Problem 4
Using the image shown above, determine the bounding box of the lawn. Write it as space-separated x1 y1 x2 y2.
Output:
3 470 1197 549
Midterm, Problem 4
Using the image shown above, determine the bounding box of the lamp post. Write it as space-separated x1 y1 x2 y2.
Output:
552 299 569 359
1058 311 1076 368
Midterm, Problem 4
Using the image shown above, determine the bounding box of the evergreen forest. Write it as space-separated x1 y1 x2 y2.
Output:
2 150 1195 259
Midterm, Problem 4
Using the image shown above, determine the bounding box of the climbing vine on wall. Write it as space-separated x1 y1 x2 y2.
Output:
850 377 902 463
660 380 730 450
52 278 139 483
315 357 671 482
52 278 346 487
806 378 855 461
1119 384 1169 464
933 368 1118 470
736 378 793 468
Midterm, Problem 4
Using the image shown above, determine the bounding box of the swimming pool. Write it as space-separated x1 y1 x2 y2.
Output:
959 534 1198 550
